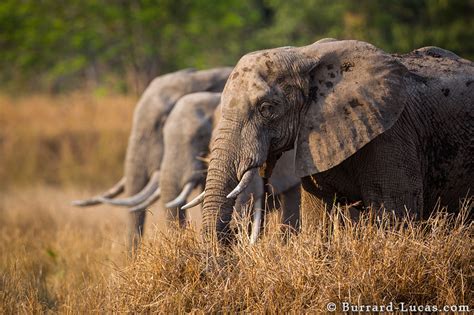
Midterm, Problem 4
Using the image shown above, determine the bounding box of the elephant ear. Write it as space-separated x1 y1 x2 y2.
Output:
294 40 409 177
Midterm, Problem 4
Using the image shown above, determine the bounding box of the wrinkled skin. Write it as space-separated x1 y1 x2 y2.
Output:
160 92 221 227
72 67 232 250
202 39 473 245
160 92 300 234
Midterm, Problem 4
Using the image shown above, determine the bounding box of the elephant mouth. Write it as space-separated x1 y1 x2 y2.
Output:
227 150 280 200
227 167 259 199
259 151 282 179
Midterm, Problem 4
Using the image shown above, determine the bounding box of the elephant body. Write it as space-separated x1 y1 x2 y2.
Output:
200 39 473 244
160 92 300 236
303 47 473 220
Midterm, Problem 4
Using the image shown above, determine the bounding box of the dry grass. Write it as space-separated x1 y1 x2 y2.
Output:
1 187 472 313
0 93 136 190
1 93 472 312
0 187 128 313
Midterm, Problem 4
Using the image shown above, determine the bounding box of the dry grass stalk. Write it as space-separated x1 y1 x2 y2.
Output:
3 188 469 313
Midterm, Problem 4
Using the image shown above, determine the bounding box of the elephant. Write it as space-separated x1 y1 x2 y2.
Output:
158 91 222 228
71 67 233 249
196 39 473 245
159 91 300 242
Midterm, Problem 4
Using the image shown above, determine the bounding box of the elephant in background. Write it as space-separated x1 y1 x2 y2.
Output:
158 92 222 228
199 39 473 245
159 92 300 242
72 67 233 249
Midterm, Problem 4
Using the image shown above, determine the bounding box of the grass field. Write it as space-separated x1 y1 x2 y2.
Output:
1 187 472 313
0 93 135 190
0 94 472 312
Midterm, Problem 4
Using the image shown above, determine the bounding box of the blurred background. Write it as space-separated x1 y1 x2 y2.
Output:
0 0 473 190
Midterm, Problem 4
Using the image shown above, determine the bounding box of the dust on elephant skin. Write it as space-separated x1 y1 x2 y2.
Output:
201 39 473 245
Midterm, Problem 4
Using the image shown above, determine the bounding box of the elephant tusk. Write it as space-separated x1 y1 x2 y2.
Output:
165 182 196 208
250 198 263 245
71 177 126 207
181 191 205 210
97 171 160 207
129 186 162 212
226 168 258 199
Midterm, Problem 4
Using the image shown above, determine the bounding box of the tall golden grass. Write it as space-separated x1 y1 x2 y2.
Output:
1 186 472 313
0 93 136 190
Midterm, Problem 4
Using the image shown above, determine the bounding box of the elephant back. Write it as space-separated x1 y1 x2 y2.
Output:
394 47 474 87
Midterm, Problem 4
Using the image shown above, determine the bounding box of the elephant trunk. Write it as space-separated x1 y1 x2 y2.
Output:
202 141 240 246
202 118 271 247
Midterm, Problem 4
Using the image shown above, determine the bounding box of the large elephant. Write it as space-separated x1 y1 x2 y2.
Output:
198 39 473 245
159 92 300 240
72 67 232 249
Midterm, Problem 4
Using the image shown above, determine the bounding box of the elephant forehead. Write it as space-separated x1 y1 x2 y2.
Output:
233 51 285 80
228 64 262 88
222 48 300 111
223 72 270 107
229 49 305 89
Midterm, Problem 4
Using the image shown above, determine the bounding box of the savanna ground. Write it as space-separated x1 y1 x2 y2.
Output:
0 94 472 313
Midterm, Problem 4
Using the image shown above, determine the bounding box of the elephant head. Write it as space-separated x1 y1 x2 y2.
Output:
200 39 409 244
159 92 221 227
72 67 232 250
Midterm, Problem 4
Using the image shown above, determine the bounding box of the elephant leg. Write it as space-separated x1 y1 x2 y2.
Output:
165 208 187 228
128 210 147 255
361 187 424 220
279 185 301 237
124 169 149 255
300 176 335 231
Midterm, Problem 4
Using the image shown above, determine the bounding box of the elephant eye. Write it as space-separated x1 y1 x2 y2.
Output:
258 101 276 119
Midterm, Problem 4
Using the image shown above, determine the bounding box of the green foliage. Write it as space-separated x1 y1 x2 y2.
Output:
0 0 472 93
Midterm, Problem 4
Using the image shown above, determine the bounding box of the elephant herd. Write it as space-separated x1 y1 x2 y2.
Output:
73 39 473 250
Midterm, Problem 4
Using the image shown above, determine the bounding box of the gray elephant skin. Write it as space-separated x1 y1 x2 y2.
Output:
72 67 232 249
160 92 300 240
200 39 473 245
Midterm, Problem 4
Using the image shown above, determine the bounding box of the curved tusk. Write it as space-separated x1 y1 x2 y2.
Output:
226 168 258 199
129 187 162 212
181 191 205 210
165 182 196 208
97 171 160 207
71 177 126 207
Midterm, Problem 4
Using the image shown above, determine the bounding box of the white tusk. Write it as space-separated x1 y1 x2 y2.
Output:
165 182 196 208
250 209 263 245
250 198 263 245
129 187 161 212
181 191 205 210
71 177 126 207
97 171 160 207
226 168 258 199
